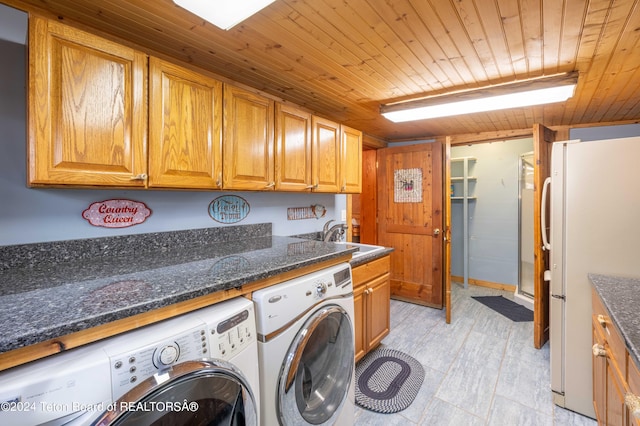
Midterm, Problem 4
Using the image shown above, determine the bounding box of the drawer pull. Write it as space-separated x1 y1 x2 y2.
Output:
597 314 607 328
625 393 640 419
592 344 606 357
130 173 148 181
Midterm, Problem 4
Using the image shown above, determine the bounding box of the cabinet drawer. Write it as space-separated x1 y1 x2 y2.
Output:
592 289 627 378
352 256 390 287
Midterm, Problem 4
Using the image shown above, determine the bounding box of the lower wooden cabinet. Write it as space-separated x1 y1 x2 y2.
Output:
592 288 640 425
352 256 390 362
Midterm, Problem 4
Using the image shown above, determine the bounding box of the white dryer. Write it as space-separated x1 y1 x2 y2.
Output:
253 263 355 426
0 297 260 426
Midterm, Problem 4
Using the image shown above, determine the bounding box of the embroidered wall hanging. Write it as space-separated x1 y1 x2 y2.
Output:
394 168 422 203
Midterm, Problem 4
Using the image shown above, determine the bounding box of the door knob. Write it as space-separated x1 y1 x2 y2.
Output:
434 228 440 236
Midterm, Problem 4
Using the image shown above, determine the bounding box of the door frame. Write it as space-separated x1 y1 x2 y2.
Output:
445 126 551 340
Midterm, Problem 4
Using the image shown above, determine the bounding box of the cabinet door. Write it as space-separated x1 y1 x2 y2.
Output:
593 326 607 424
311 116 340 192
628 357 640 425
148 58 222 189
340 125 363 193
607 357 627 426
223 85 275 190
275 103 312 191
28 16 147 187
366 273 391 351
353 284 366 363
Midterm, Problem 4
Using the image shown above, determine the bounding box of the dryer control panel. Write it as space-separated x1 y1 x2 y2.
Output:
101 298 257 401
106 324 209 399
208 308 256 361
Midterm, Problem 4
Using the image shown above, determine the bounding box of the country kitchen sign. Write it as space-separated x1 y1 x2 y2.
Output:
82 199 152 228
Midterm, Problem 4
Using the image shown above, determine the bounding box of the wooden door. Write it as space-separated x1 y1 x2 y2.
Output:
377 142 444 307
28 16 147 187
356 150 378 244
148 58 222 189
223 85 275 190
444 138 452 323
340 125 362 193
275 103 312 191
311 116 340 192
533 124 564 348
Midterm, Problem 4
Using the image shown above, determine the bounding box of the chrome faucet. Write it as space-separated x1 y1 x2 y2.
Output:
322 220 347 242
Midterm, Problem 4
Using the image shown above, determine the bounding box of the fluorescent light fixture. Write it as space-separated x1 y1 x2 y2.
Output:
381 72 578 123
173 0 276 30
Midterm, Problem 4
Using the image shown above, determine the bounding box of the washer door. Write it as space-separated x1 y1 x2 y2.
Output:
94 359 257 426
278 305 354 425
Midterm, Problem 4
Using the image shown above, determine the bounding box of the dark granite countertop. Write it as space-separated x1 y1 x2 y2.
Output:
589 274 640 367
0 224 356 355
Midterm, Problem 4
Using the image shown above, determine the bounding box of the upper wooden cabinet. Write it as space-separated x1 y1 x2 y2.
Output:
27 17 361 193
275 103 312 191
148 58 223 189
28 16 148 187
341 125 363 193
223 85 275 190
311 116 341 192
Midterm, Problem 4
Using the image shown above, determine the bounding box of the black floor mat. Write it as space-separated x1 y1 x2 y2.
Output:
472 296 533 322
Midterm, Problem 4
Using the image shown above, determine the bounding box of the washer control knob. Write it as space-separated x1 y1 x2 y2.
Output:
155 343 180 367
315 282 327 297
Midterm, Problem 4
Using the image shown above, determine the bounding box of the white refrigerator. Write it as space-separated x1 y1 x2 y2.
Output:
544 136 640 418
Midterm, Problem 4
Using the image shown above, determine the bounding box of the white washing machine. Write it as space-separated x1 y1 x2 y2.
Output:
253 263 355 426
0 297 260 426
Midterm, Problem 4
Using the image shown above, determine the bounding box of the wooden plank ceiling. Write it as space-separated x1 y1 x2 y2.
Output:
4 0 640 141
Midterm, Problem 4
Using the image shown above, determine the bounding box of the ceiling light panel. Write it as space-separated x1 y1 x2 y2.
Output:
381 72 578 123
173 0 276 30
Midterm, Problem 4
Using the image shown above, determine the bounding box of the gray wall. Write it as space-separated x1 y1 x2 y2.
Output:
570 124 640 141
0 32 345 246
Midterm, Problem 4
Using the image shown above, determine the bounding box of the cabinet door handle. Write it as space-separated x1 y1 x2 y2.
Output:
592 343 606 357
265 182 275 188
216 172 222 188
625 393 640 419
130 173 148 181
597 314 607 328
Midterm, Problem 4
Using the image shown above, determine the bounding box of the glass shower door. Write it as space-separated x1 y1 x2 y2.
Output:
519 152 535 297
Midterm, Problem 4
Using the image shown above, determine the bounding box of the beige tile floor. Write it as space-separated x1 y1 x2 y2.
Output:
354 282 598 426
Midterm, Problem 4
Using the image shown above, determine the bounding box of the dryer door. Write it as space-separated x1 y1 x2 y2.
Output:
94 360 257 426
278 304 354 425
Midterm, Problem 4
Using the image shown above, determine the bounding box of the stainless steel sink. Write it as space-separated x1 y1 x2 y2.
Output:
334 242 385 258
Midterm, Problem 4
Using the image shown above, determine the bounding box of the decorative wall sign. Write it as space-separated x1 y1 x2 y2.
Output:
287 204 327 220
208 195 250 224
394 168 423 203
82 199 152 228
